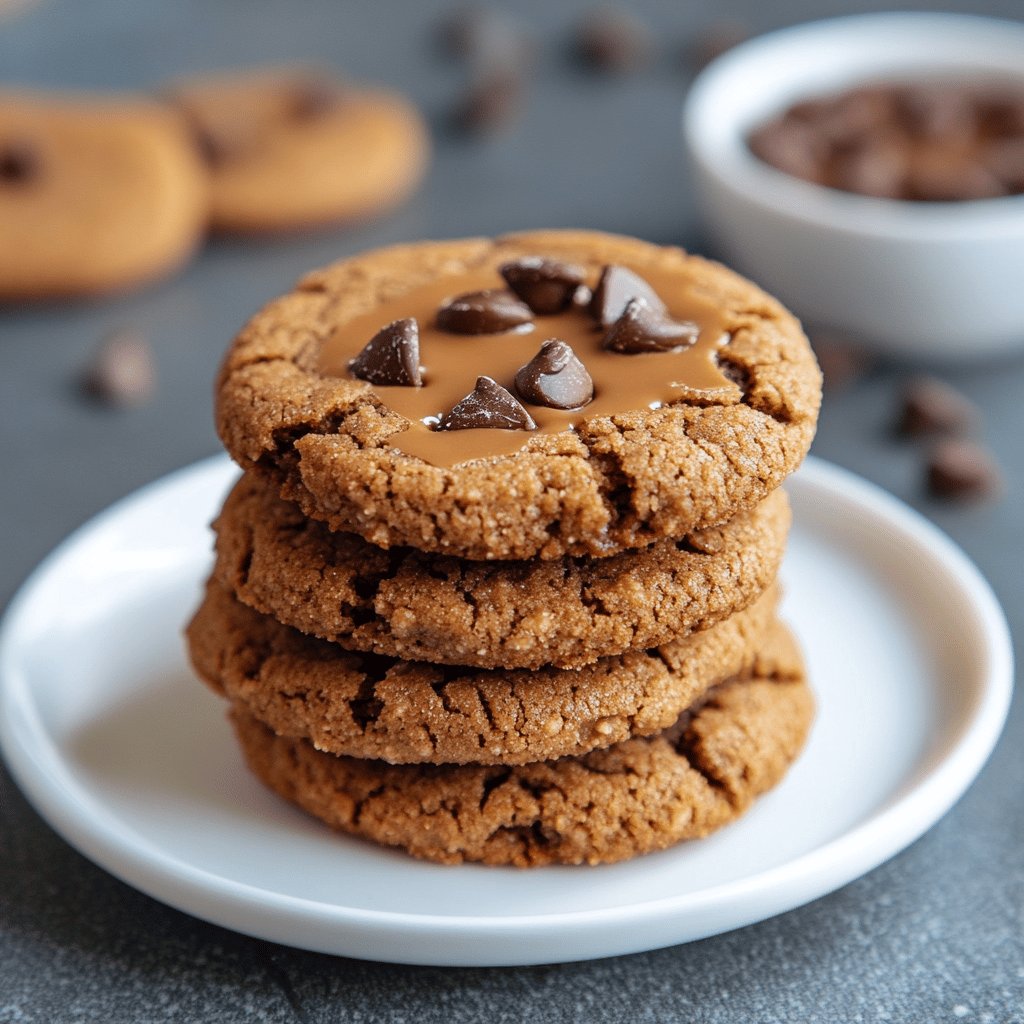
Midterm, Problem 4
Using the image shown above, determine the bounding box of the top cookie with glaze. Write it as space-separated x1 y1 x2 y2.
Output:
216 230 821 560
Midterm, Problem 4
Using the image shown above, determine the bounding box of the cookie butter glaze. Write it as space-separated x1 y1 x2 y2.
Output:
317 263 737 466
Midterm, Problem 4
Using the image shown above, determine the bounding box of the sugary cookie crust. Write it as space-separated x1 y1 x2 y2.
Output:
228 623 812 866
213 471 790 670
215 230 821 560
187 578 780 766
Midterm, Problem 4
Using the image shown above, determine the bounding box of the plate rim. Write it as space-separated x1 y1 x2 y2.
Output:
0 455 1014 964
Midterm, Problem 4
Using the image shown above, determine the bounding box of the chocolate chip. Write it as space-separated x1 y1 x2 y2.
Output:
978 91 1024 138
894 84 976 143
437 5 525 64
81 328 155 408
589 265 665 328
982 137 1024 192
687 20 750 72
515 339 594 409
926 439 1003 501
811 332 876 392
897 376 977 437
603 298 699 354
349 318 423 387
436 289 533 334
904 150 1006 202
290 77 343 120
574 7 654 74
438 375 536 430
453 68 524 134
0 139 40 184
499 258 586 315
831 138 907 200
748 120 824 184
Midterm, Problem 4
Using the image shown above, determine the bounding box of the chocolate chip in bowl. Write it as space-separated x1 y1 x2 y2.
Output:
748 79 1024 203
684 12 1024 359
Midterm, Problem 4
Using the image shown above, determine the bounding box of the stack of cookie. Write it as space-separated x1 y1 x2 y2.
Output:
187 230 822 867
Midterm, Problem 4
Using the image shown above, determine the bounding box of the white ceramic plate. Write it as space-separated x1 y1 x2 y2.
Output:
0 456 1012 967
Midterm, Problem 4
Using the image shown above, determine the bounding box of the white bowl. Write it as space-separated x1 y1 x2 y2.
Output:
683 12 1024 360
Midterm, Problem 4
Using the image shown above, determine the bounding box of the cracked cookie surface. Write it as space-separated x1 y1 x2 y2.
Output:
213 471 790 670
215 230 821 561
227 621 812 866
187 578 780 765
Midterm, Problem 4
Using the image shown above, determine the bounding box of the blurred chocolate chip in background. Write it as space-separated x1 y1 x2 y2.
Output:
500 257 585 314
926 438 1003 501
452 66 525 134
438 4 531 134
0 138 41 184
80 328 156 408
686 20 751 72
982 137 1024 192
897 376 978 438
747 120 824 184
438 375 537 430
436 4 526 63
573 6 654 74
893 83 976 143
831 139 907 200
436 289 534 333
349 318 423 387
748 79 1024 201
515 339 594 409
809 331 877 392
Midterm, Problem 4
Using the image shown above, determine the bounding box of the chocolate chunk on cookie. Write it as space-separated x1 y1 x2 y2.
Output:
215 230 820 560
436 289 534 334
438 376 537 431
515 339 593 410
225 622 812 865
603 297 700 353
500 258 586 315
349 318 423 387
212 473 790 670
188 576 782 766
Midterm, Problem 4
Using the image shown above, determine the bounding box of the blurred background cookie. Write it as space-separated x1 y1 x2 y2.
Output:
0 91 208 301
166 66 430 233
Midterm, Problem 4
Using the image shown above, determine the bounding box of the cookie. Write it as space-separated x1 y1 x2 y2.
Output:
215 230 821 560
187 577 780 766
227 621 812 866
167 67 429 233
213 471 790 670
0 92 208 301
